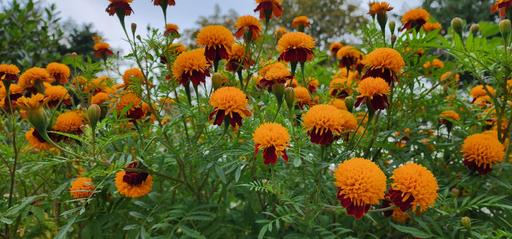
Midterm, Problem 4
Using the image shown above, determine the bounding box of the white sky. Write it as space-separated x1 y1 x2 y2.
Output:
46 0 420 52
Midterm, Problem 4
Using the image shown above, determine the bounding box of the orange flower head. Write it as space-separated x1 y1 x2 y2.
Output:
258 62 291 90
307 78 319 93
152 0 175 6
209 86 251 129
17 93 47 111
401 8 430 31
70 177 95 199
462 133 504 174
491 0 512 19
330 99 348 110
115 162 153 198
164 23 179 36
303 104 357 145
389 163 438 213
361 48 405 85
47 62 70 84
106 0 133 16
19 67 52 90
423 22 442 32
167 43 186 55
329 42 343 56
44 85 71 107
336 46 363 70
226 43 254 72
91 92 110 105
355 77 390 110
368 2 393 15
93 42 113 59
334 158 386 219
291 16 311 29
470 85 495 100
172 48 211 87
123 68 144 86
53 111 85 134
235 15 262 41
277 32 315 63
294 86 312 109
196 25 234 62
116 92 148 121
274 26 287 39
0 64 20 83
329 77 353 98
440 110 460 121
254 0 283 21
253 123 290 165
25 128 53 151
84 76 111 94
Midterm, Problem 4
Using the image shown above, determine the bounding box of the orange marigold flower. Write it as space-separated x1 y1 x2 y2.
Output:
440 71 460 83
361 48 405 85
115 162 153 198
172 48 211 87
47 62 70 84
53 111 85 134
106 0 133 16
388 163 438 213
330 99 347 110
19 67 52 90
164 23 179 36
440 110 460 121
196 25 234 62
335 68 360 81
70 177 95 199
84 76 111 94
116 92 148 121
491 0 512 19
253 123 290 165
294 86 312 109
91 92 110 105
355 77 390 110
329 42 343 57
17 93 47 111
209 87 252 129
274 26 287 39
234 15 262 41
368 2 393 16
291 16 310 29
462 133 504 174
0 64 20 83
277 32 315 63
303 104 357 145
258 62 291 90
329 77 353 98
44 85 71 107
423 22 442 32
254 0 283 21
334 158 386 219
226 43 254 72
336 46 363 70
431 58 444 68
1 83 23 109
160 43 187 64
93 42 114 59
123 68 144 86
307 78 319 93
470 85 495 101
152 0 175 6
25 128 53 151
401 8 430 31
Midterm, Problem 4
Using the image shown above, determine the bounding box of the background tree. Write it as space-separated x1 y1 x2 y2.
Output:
422 0 497 27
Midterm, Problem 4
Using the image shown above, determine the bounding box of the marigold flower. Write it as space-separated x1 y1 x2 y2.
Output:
1 83 23 108
294 86 311 109
47 63 70 84
440 110 460 121
234 15 262 41
44 85 71 107
303 104 357 145
93 42 114 59
196 25 234 63
258 62 291 90
70 177 95 199
277 32 315 63
423 22 442 32
274 26 287 39
253 123 290 165
361 48 405 85
440 71 460 83
329 77 353 98
84 76 111 94
115 162 153 198
53 111 85 134
209 87 251 128
152 0 175 6
25 128 53 151
164 23 179 36
335 68 360 81
368 2 393 16
116 92 149 121
336 46 363 70
17 93 47 111
226 43 254 72
19 67 52 91
334 158 386 219
123 68 144 86
462 133 504 174
330 99 347 110
172 48 211 87
91 92 110 105
307 78 319 93
329 42 343 57
106 0 133 16
389 163 438 213
291 16 310 30
491 0 512 19
473 95 492 107
470 85 495 101
0 64 20 83
355 77 390 111
254 0 283 21
401 8 430 31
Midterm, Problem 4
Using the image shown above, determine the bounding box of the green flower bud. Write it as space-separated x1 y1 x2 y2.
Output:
388 20 396 34
284 87 295 110
460 216 471 229
499 19 511 39
131 23 137 35
272 83 285 107
87 104 102 130
28 107 49 135
451 17 464 36
212 73 227 90
469 23 479 35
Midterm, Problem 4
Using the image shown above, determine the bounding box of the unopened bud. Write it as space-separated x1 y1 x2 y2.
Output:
344 96 354 112
131 23 137 35
451 17 464 36
388 21 396 34
28 107 49 134
377 13 388 34
460 217 471 229
469 23 479 35
87 104 102 130
500 19 511 39
391 34 397 45
272 83 285 107
212 73 227 90
284 87 295 110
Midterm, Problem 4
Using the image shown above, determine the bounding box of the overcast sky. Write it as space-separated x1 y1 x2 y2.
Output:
46 0 421 52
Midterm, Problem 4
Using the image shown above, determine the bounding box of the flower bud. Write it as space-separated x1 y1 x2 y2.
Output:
377 12 388 34
460 216 471 229
272 83 285 107
131 23 137 35
499 19 511 39
391 34 397 46
388 20 396 34
87 104 102 130
212 73 227 90
27 107 49 135
451 17 464 36
469 23 479 35
344 96 354 112
284 87 295 110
